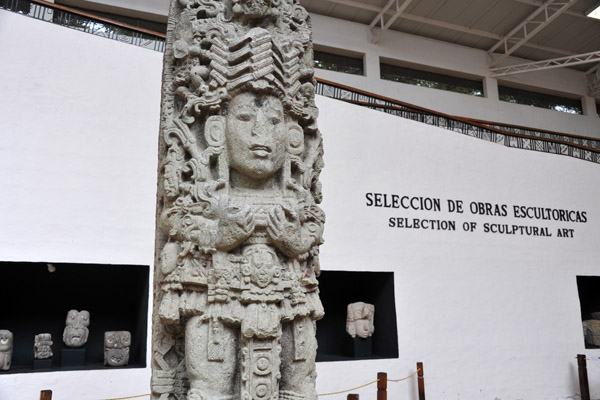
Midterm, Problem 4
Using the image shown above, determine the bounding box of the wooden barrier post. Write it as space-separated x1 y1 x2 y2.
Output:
40 390 52 400
347 394 359 400
577 354 591 400
417 362 425 400
377 372 387 400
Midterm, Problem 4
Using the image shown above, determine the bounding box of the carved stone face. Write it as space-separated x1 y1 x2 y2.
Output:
346 302 375 339
63 309 90 348
34 333 53 359
226 92 286 181
0 330 12 370
233 0 272 19
104 331 131 367
0 330 12 352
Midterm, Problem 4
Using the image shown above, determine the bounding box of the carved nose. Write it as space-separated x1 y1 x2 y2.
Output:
251 113 267 137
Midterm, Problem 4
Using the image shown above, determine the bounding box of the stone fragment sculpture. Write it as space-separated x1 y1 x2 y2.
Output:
583 320 600 346
152 1 325 399
105 331 131 367
0 330 13 370
346 302 375 339
63 309 90 348
34 333 53 360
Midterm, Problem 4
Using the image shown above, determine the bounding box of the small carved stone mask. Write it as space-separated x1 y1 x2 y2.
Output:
0 330 12 370
34 333 53 359
226 92 286 181
63 309 90 347
104 331 131 367
0 330 12 352
346 302 375 339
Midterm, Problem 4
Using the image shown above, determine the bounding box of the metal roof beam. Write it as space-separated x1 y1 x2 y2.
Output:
489 50 600 76
320 0 577 58
488 0 577 66
513 0 588 18
369 0 414 43
369 0 396 29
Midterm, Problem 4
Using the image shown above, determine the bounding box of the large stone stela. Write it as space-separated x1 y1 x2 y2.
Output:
152 1 325 399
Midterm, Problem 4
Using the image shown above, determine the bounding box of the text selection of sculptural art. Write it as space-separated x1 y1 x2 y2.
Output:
34 334 53 360
0 330 13 370
346 302 375 339
152 1 325 399
105 331 132 367
63 310 90 348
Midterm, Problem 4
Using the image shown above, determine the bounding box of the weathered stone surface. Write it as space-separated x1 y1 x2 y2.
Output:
346 302 375 339
0 330 12 370
63 309 90 348
583 320 600 346
152 1 324 399
105 331 131 366
34 333 53 360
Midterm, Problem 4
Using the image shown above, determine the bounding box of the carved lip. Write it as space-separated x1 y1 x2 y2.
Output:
249 144 271 157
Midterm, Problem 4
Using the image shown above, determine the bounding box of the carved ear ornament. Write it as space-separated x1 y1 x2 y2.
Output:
286 122 304 156
204 115 226 148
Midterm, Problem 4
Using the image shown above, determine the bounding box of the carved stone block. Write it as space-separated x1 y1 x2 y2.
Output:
63 309 90 348
152 1 325 399
104 331 131 366
346 302 375 339
583 320 600 346
0 330 13 370
34 333 53 360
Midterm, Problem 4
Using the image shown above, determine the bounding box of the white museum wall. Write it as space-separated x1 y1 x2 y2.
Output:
1 9 599 400
0 10 161 400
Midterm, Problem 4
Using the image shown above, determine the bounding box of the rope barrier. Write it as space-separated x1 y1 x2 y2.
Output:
316 379 380 397
388 368 421 382
98 369 421 400
317 368 421 396
99 394 150 400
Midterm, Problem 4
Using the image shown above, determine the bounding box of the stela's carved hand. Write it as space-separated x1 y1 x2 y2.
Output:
215 199 255 251
267 204 313 257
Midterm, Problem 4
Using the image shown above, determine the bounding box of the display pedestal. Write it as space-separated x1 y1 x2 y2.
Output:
61 348 86 366
33 359 52 370
352 337 372 357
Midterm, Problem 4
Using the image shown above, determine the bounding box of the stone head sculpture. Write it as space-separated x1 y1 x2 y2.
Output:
153 1 325 399
583 320 600 346
63 309 90 347
0 330 13 370
346 302 375 339
104 331 131 367
34 333 53 360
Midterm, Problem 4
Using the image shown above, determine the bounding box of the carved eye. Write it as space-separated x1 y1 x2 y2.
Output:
236 113 252 122
270 117 281 125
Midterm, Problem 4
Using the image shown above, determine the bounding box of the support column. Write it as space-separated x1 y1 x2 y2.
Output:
364 50 381 80
484 76 499 100
581 95 598 117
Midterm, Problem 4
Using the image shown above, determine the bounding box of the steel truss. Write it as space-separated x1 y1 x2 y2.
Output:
321 0 579 58
488 0 577 66
369 0 413 43
489 51 600 76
